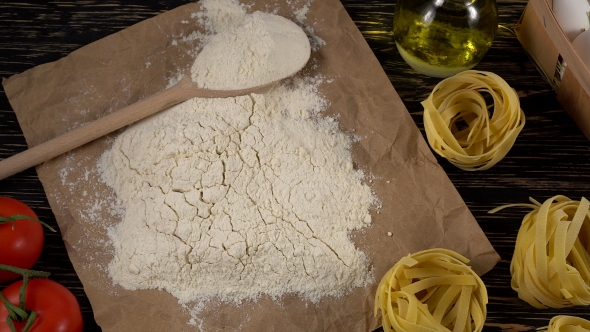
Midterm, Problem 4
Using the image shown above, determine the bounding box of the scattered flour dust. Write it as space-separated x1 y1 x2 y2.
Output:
96 0 376 322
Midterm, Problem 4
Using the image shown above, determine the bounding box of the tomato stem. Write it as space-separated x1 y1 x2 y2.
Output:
4 315 17 332
21 310 37 332
0 264 50 279
19 275 28 311
0 214 56 232
0 293 26 321
0 265 50 331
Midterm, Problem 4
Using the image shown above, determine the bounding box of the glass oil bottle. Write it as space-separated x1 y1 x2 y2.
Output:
393 0 498 78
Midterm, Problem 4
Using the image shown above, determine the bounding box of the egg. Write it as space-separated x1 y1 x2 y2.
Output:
573 28 590 71
553 0 590 42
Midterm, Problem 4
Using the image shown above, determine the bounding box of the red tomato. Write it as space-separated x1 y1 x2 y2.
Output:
0 197 44 283
0 278 83 332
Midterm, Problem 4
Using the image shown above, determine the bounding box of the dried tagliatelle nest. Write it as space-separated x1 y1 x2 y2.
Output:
422 70 525 171
490 196 590 308
374 248 488 332
540 315 590 332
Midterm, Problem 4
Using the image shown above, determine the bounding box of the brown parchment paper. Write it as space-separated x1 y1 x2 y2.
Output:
2 0 500 331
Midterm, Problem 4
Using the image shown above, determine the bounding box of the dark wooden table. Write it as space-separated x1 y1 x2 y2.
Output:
1 0 589 331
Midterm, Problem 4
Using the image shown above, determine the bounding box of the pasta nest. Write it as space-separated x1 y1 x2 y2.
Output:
374 248 488 332
422 70 525 171
540 315 590 332
490 196 590 308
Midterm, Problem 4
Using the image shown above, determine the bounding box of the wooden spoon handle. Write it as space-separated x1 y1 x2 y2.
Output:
0 73 274 180
0 78 194 180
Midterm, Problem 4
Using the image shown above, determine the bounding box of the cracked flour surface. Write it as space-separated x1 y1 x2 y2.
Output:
98 78 376 304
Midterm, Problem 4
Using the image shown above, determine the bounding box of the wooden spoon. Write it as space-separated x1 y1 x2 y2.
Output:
0 12 311 180
0 75 283 180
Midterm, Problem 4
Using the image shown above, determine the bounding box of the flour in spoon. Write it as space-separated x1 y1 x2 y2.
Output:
191 8 310 90
99 0 375 305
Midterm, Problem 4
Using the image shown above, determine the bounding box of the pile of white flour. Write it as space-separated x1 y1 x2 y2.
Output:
98 0 375 304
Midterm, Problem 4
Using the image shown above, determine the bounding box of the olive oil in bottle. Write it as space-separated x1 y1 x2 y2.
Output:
393 0 498 78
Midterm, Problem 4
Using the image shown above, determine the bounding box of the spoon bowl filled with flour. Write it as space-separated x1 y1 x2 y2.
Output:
191 11 311 91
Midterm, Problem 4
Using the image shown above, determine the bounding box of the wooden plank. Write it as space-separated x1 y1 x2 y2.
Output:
2 1 590 331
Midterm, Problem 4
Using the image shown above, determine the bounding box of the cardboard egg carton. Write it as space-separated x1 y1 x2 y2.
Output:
516 0 590 140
